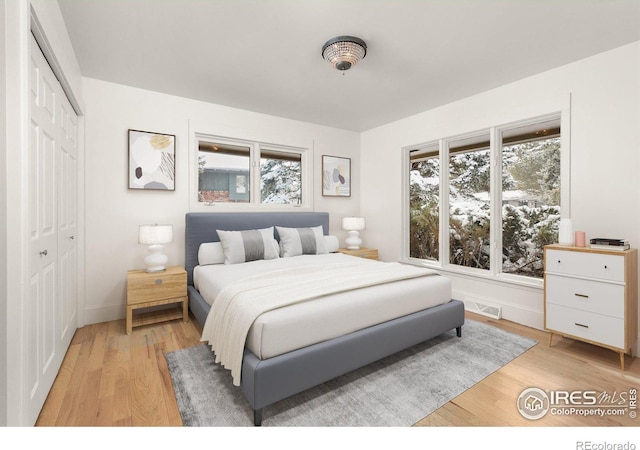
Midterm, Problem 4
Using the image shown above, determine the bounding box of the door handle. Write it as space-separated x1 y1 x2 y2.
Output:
39 250 48 256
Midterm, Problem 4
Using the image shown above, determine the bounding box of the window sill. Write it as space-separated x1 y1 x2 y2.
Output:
189 202 313 213
401 257 544 291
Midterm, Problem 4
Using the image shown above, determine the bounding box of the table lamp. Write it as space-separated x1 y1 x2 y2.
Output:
139 224 173 272
342 217 366 250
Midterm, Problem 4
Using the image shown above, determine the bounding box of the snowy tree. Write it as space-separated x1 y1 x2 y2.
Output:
260 158 301 204
448 149 491 270
501 137 561 277
409 159 440 260
408 136 561 278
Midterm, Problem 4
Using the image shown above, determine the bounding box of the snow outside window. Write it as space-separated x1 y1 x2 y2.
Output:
406 114 562 281
197 136 307 207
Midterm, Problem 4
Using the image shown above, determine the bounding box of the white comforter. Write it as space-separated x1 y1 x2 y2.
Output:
200 259 438 386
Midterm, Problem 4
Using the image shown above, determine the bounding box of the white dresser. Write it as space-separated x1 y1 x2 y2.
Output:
544 244 638 370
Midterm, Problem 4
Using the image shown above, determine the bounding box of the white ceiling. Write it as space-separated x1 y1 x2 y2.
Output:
57 0 640 132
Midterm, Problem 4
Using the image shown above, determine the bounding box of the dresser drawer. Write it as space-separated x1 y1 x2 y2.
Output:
545 274 624 318
127 268 186 305
545 249 624 282
545 304 624 349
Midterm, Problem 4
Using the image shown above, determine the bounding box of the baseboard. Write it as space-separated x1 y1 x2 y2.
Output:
83 303 125 326
454 289 543 330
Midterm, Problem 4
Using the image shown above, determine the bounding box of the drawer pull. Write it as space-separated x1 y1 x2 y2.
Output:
574 322 589 329
574 293 589 299
155 279 163 285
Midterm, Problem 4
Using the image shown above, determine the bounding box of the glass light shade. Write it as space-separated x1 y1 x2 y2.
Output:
342 217 366 231
138 224 173 245
322 36 367 71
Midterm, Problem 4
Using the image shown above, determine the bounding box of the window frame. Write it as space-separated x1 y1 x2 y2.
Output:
258 144 304 205
445 129 493 275
495 116 562 283
408 143 441 263
190 132 313 212
402 111 570 289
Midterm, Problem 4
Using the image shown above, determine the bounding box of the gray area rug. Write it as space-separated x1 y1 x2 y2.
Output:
165 319 536 426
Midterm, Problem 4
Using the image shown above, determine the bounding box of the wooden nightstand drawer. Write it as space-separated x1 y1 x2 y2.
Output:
127 266 187 305
545 274 624 318
126 266 188 335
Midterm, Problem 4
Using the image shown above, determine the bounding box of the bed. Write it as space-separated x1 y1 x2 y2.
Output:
184 211 465 426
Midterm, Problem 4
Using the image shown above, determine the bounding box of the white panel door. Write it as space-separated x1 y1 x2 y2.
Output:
57 88 78 347
27 34 78 425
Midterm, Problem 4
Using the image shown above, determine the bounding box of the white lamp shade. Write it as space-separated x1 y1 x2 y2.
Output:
139 224 172 272
342 217 365 231
139 224 173 245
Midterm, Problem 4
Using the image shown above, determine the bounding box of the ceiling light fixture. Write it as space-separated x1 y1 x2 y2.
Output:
322 35 367 72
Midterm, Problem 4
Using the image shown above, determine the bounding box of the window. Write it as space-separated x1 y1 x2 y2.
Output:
198 142 251 203
406 114 564 282
501 120 561 278
409 143 439 261
448 132 491 271
260 148 302 204
196 135 309 208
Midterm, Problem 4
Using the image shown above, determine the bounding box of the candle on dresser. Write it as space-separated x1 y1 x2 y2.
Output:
575 231 586 247
558 218 573 245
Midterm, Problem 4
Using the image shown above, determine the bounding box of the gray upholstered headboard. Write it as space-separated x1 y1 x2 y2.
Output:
184 212 330 285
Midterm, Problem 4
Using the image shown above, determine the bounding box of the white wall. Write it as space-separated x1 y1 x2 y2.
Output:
0 0 9 429
361 42 640 336
82 78 361 324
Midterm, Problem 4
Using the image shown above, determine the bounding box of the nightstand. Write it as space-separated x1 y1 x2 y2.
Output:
126 266 188 334
337 247 379 260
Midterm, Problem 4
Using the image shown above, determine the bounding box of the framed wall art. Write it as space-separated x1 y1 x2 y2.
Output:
322 155 351 197
128 129 176 190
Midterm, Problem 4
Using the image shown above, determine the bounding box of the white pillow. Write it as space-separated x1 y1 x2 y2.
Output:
324 235 340 253
276 226 328 257
198 242 225 265
216 227 279 264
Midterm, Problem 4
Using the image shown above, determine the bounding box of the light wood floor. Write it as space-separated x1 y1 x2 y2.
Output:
35 311 640 427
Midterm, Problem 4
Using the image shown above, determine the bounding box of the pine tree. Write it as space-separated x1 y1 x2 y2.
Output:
260 159 301 204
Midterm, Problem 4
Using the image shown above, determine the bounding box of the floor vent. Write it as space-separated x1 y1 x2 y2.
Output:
469 301 502 320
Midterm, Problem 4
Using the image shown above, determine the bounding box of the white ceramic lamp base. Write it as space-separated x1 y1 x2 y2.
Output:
345 230 362 250
144 244 168 272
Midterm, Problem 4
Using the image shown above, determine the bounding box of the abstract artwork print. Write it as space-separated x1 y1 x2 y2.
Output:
128 129 176 190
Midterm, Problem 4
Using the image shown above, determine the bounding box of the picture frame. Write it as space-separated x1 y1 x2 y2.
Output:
322 155 351 197
128 129 176 191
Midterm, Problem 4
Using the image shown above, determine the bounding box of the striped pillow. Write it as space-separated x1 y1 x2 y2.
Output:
276 226 328 257
216 227 279 264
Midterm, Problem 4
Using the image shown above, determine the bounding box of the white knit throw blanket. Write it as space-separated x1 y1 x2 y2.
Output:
200 260 438 386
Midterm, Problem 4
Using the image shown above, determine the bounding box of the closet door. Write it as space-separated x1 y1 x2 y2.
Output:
27 34 78 424
57 87 78 347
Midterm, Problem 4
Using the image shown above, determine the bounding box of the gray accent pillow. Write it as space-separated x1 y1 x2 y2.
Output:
276 226 328 257
216 227 279 264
